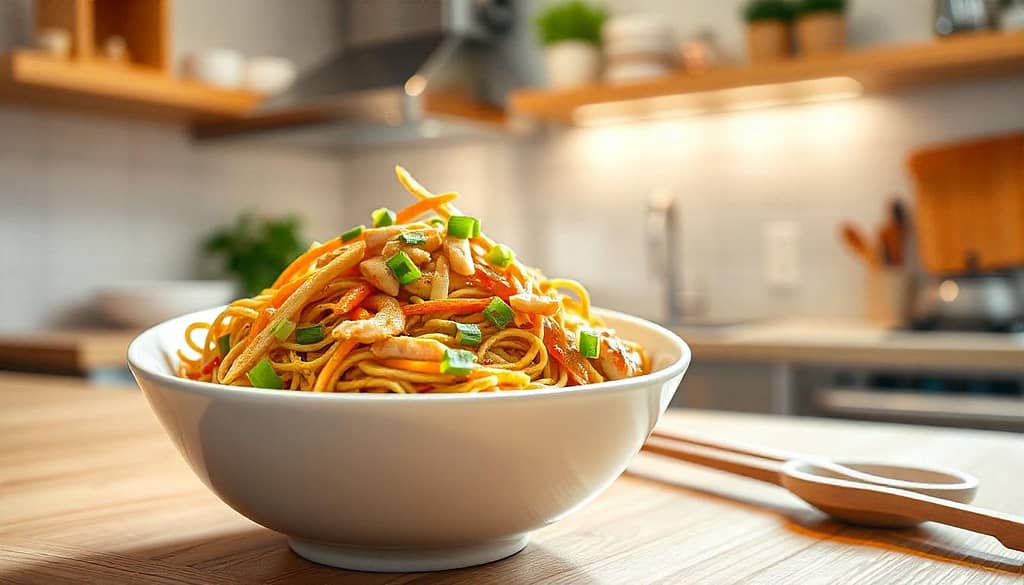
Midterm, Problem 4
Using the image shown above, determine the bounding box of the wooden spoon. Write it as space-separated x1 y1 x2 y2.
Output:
642 434 1024 552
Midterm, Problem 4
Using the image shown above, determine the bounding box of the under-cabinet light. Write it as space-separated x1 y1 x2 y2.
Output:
572 76 864 127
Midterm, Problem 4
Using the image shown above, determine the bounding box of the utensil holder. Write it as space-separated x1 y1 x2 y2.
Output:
866 268 910 327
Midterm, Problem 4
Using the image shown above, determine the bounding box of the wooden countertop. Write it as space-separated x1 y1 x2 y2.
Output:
678 320 1024 371
1 374 1022 584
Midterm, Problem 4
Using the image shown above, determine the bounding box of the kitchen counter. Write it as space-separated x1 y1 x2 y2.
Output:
678 319 1024 371
1 374 1022 584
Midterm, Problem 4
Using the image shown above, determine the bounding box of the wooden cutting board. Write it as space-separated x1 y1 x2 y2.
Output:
908 132 1024 274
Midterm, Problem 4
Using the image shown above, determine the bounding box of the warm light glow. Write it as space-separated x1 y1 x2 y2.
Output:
939 279 960 303
572 77 864 127
404 74 427 97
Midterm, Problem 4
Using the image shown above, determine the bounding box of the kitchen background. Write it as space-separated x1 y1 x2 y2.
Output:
1 0 1022 428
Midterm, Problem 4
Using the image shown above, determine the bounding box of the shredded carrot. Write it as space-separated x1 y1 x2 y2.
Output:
313 340 357 392
272 237 344 288
402 297 494 316
351 307 373 320
333 283 374 315
270 277 305 309
249 307 276 339
395 192 460 224
379 358 444 374
468 368 531 386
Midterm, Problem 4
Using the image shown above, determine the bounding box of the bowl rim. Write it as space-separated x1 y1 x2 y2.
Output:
128 305 690 404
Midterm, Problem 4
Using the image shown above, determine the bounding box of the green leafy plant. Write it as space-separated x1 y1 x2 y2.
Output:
204 214 305 296
742 0 795 22
793 0 846 16
535 0 608 47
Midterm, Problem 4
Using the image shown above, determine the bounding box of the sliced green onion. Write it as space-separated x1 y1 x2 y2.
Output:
247 357 283 389
372 208 396 228
217 334 232 357
270 318 296 341
295 324 324 345
428 218 446 227
454 323 482 346
486 244 515 268
341 225 364 242
578 330 600 359
440 348 477 376
398 232 427 246
447 215 480 239
483 297 514 329
385 251 422 286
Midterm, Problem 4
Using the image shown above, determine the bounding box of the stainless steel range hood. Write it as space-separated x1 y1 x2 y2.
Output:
194 0 522 149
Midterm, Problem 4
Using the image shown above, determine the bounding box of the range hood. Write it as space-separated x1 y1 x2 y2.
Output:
194 0 523 149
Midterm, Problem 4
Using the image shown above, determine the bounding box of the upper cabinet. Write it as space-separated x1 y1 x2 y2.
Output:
0 0 260 121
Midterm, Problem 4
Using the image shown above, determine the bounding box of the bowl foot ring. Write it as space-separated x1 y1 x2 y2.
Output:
288 533 530 572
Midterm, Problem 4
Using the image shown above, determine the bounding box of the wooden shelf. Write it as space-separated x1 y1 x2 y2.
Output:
0 50 261 120
511 32 1024 125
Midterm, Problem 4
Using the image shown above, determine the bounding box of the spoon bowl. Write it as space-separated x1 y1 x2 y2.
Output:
782 459 978 528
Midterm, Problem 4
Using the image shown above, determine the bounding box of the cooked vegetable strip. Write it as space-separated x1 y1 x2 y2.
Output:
223 241 365 384
179 167 647 393
401 297 494 316
272 238 343 288
431 255 450 300
395 192 460 224
333 282 374 314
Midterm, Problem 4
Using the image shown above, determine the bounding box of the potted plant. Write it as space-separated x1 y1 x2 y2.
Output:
742 0 795 63
204 214 305 297
794 0 847 55
535 0 607 88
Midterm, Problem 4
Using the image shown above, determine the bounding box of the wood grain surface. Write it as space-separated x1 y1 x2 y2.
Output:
1 373 1022 584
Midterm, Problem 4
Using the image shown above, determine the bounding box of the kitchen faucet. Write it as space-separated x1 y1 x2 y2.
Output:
646 190 682 326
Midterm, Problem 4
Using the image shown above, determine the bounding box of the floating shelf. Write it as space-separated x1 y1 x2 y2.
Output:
0 50 261 120
511 32 1024 126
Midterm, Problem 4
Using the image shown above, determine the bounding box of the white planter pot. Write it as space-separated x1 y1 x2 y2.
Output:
544 41 601 88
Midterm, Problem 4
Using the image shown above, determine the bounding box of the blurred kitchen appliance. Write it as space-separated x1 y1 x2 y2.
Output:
907 133 1024 331
934 0 997 36
196 0 523 147
910 273 1024 331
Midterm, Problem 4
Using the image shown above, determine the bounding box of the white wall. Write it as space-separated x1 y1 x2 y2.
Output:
0 105 348 329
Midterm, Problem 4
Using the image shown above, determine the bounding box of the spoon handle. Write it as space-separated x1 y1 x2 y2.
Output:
900 493 1024 552
642 437 783 486
649 430 794 462
817 476 1024 551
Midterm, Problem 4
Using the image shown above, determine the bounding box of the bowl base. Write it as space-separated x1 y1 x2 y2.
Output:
288 533 530 572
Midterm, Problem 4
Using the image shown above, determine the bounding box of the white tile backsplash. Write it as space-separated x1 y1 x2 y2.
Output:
0 105 347 331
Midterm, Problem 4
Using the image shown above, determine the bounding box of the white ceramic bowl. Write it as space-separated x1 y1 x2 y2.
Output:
244 56 297 95
182 48 245 89
96 280 237 329
128 306 690 572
